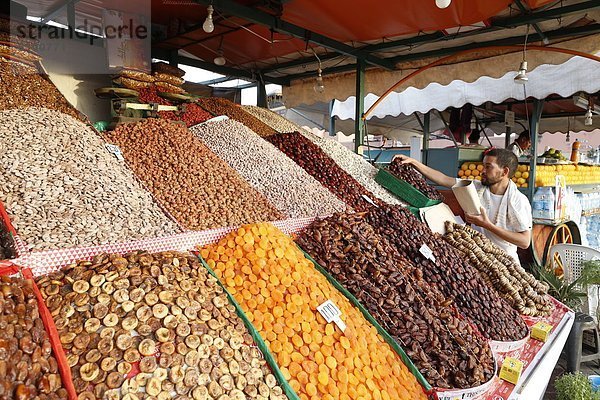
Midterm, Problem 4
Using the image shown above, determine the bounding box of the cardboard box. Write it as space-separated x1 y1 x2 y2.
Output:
531 321 553 342
500 357 524 385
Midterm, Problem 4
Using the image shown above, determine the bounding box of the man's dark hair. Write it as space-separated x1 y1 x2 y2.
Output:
517 130 531 142
469 129 481 144
484 148 519 178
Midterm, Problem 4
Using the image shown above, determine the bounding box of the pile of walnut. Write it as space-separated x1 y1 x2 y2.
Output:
36 251 288 400
444 222 552 317
0 276 67 399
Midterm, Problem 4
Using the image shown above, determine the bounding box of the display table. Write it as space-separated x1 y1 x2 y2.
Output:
483 299 574 400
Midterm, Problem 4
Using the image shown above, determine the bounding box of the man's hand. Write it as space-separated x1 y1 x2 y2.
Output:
464 207 491 230
392 154 417 165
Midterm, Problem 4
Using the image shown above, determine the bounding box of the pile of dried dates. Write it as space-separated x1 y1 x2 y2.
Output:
36 251 288 400
0 276 67 399
388 160 444 201
267 132 381 212
297 213 495 389
365 205 529 342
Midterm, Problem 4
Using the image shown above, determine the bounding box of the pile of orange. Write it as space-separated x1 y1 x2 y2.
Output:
201 223 426 400
458 162 483 181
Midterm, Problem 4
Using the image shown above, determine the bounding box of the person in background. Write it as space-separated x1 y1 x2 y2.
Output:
393 148 531 264
463 129 486 148
508 130 531 158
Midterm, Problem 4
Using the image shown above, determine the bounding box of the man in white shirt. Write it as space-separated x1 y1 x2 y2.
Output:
507 130 531 158
394 148 532 264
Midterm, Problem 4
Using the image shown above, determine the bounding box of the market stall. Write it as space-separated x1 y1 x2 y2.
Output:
1 0 599 399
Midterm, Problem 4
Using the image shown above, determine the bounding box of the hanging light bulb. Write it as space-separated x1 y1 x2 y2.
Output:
514 60 528 84
585 107 593 126
566 131 570 143
203 5 215 33
314 68 325 93
214 49 226 66
435 0 452 8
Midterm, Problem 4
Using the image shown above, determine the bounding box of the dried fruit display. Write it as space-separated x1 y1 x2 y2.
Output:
242 106 403 205
137 86 171 106
107 118 283 231
444 222 552 317
296 213 495 389
201 223 427 400
302 133 405 205
0 108 179 251
0 276 68 399
242 105 300 134
36 251 289 400
266 132 382 212
388 159 444 201
197 97 277 137
180 103 212 127
365 205 529 342
0 61 81 120
0 217 15 260
190 120 348 218
152 62 185 78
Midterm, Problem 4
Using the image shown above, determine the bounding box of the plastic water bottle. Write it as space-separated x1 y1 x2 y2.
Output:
532 188 545 219
533 187 555 220
545 188 556 220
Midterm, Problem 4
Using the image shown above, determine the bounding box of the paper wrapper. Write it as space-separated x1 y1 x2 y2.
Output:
452 180 482 215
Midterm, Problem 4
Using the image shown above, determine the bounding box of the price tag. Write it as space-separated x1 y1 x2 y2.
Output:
317 300 346 332
419 244 436 262
361 195 378 207
105 144 124 161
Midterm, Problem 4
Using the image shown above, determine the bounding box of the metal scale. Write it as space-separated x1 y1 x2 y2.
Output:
94 87 196 129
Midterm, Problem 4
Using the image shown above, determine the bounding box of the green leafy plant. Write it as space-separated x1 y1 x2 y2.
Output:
530 263 588 310
554 372 600 400
580 260 600 286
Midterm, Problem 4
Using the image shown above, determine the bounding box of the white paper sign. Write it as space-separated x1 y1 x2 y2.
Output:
105 144 125 161
317 300 346 332
419 244 436 262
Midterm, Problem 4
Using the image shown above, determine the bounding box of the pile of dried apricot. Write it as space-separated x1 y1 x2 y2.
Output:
201 223 426 400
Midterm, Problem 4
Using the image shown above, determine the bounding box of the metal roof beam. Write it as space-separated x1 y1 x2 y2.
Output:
41 0 82 24
513 0 549 44
494 0 600 27
363 32 446 53
361 0 599 54
277 23 600 82
261 53 339 73
200 76 238 85
193 0 395 70
152 48 291 86
390 23 600 63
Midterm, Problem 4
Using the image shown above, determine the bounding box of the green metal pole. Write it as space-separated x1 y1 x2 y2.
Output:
354 60 366 154
329 100 336 137
423 112 430 165
168 50 179 67
257 80 268 108
505 104 513 149
529 99 545 201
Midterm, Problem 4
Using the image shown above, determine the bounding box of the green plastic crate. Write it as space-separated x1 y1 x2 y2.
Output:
375 168 441 208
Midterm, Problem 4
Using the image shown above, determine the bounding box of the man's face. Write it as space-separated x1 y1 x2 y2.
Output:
519 137 532 150
481 156 507 186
